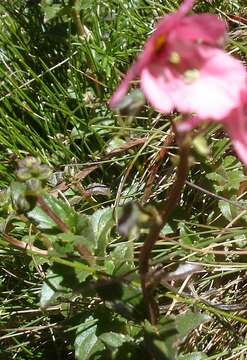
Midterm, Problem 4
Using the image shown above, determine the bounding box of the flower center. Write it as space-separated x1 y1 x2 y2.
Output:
169 51 181 64
183 69 200 84
155 35 166 52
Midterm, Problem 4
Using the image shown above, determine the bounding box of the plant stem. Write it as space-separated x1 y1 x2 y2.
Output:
3 233 48 256
139 134 190 325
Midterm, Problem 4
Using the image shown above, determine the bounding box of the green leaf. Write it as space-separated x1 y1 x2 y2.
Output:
175 310 211 339
218 200 233 221
179 224 200 246
192 135 210 156
75 317 105 360
91 207 114 256
223 155 238 168
144 318 178 360
99 332 132 349
144 311 211 360
107 242 134 276
206 160 245 194
28 195 75 232
41 2 63 22
74 213 96 252
40 269 68 309
28 196 96 251
52 237 74 255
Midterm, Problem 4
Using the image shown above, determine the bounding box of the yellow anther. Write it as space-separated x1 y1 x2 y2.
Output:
184 69 200 84
169 51 181 64
155 35 166 51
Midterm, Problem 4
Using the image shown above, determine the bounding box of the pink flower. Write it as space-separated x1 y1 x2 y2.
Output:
143 46 246 120
110 0 247 163
110 0 228 115
179 90 247 164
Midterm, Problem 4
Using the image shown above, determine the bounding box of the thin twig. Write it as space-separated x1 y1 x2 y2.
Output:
3 233 48 256
139 135 190 325
143 132 175 202
186 181 247 211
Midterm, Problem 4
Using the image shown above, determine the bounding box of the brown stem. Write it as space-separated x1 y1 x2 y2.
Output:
3 233 48 256
143 133 175 202
139 135 190 325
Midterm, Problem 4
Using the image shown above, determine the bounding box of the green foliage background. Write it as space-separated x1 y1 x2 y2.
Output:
0 0 247 359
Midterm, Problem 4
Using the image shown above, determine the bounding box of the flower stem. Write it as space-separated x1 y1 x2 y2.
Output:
139 134 190 325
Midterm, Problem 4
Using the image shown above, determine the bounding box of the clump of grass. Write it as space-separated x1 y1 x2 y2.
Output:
0 1 247 359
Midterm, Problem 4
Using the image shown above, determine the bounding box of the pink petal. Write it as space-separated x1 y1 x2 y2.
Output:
140 66 174 113
230 134 247 165
173 76 238 119
174 15 226 46
177 0 194 16
224 108 247 165
110 0 195 109
170 49 246 119
154 0 194 36
109 60 145 109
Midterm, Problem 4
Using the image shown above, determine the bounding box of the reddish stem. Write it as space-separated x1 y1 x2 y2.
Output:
139 135 190 325
3 233 48 256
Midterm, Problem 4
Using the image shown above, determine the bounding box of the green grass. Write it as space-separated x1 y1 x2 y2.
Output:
0 0 247 359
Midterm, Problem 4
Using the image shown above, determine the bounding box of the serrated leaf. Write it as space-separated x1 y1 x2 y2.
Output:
227 170 245 190
223 155 238 168
75 317 104 360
